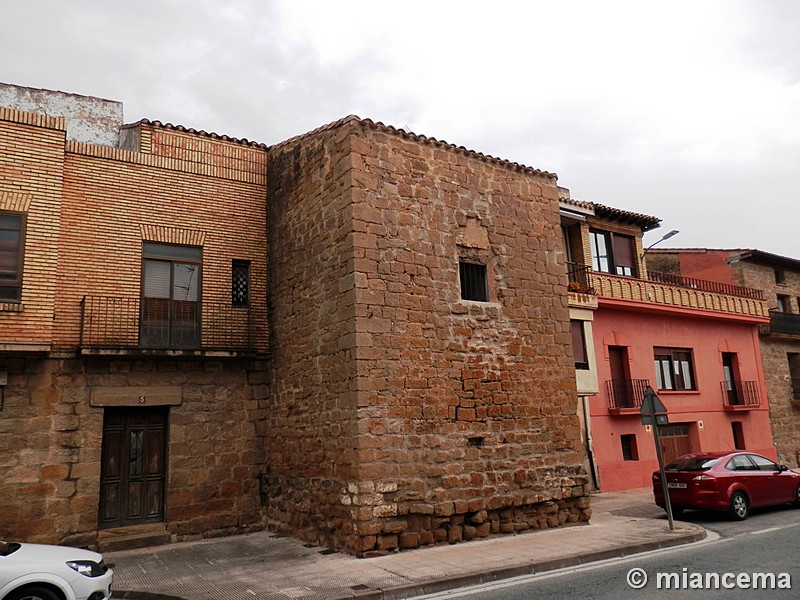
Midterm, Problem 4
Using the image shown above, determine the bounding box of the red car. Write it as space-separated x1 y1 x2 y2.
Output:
653 451 800 520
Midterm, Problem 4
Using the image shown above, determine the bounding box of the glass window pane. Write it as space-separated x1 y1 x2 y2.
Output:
172 263 199 301
0 215 21 280
144 260 171 298
661 359 673 389
590 232 610 273
143 242 201 261
679 360 693 389
612 234 636 276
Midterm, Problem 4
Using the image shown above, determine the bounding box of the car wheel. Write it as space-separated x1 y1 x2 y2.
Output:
729 491 749 521
5 585 62 600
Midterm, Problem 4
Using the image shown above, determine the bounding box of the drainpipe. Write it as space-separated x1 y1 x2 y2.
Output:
581 395 600 490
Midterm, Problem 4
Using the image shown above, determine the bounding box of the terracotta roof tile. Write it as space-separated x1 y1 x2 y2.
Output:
271 115 559 180
590 202 661 231
125 118 269 149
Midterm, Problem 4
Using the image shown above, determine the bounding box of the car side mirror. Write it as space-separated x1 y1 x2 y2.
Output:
778 464 789 472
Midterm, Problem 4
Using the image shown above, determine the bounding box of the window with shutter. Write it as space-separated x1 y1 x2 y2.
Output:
141 243 202 348
0 212 25 302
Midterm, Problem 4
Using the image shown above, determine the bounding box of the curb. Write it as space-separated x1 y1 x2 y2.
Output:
330 526 707 600
116 592 188 600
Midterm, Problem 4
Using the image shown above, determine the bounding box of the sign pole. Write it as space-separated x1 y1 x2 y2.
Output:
651 417 674 530
641 386 674 531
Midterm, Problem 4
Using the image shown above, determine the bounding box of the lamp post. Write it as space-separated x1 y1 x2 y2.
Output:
641 229 679 259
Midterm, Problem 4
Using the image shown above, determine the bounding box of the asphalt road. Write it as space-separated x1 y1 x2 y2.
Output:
415 504 800 600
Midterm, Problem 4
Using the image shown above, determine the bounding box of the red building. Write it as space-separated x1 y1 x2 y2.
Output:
648 248 800 469
561 192 775 491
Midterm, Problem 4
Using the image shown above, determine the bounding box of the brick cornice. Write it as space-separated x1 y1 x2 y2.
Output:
140 224 206 246
0 107 67 132
66 140 266 185
0 191 32 212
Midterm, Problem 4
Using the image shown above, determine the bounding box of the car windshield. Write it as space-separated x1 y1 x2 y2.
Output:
665 457 720 471
0 542 21 556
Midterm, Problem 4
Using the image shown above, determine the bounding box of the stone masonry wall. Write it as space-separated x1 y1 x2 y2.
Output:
737 261 800 467
0 355 267 547
267 118 589 556
266 123 359 547
348 122 589 555
0 106 271 548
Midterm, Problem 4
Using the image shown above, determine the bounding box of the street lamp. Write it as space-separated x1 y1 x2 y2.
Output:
641 229 679 258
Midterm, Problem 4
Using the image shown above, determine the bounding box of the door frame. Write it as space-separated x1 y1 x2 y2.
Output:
99 406 169 529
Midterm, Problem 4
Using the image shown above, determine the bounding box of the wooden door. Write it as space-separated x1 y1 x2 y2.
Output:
659 424 692 465
100 407 168 529
609 346 635 407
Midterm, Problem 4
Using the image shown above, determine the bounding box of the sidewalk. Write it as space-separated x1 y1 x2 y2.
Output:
109 489 705 600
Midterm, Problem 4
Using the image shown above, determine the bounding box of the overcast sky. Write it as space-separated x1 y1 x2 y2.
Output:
2 1 798 257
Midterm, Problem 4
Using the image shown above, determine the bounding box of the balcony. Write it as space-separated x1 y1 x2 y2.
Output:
567 262 593 293
80 296 268 356
588 271 767 319
646 271 763 300
764 311 800 337
721 380 761 410
606 378 650 412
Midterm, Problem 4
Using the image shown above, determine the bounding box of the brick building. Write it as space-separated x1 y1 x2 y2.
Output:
648 248 800 468
561 195 775 491
1 84 590 555
1 84 270 550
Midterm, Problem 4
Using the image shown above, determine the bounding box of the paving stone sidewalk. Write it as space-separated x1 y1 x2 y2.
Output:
110 489 705 600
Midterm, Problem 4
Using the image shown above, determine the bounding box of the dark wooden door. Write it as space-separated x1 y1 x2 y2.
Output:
659 424 692 465
100 407 168 529
608 346 635 407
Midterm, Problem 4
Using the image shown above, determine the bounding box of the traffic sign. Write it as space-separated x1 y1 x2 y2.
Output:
640 386 668 416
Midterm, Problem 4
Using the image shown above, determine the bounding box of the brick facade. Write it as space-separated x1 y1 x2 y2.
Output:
0 97 270 549
2 87 590 556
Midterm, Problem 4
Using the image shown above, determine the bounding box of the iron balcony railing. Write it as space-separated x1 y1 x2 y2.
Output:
566 262 593 293
606 378 650 410
564 264 763 302
768 311 800 336
80 296 268 353
646 271 764 300
720 380 760 408
588 271 767 318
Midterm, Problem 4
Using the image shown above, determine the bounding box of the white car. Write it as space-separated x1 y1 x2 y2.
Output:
0 541 113 600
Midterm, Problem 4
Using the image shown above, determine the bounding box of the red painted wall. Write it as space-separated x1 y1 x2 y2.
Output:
589 302 774 491
677 251 739 286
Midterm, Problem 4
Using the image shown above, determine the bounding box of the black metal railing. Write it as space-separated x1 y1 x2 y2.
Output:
769 311 800 336
606 379 650 410
720 380 760 408
646 271 763 300
567 262 593 293
80 296 268 353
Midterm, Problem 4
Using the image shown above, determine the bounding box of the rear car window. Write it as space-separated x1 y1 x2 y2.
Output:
665 457 720 471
